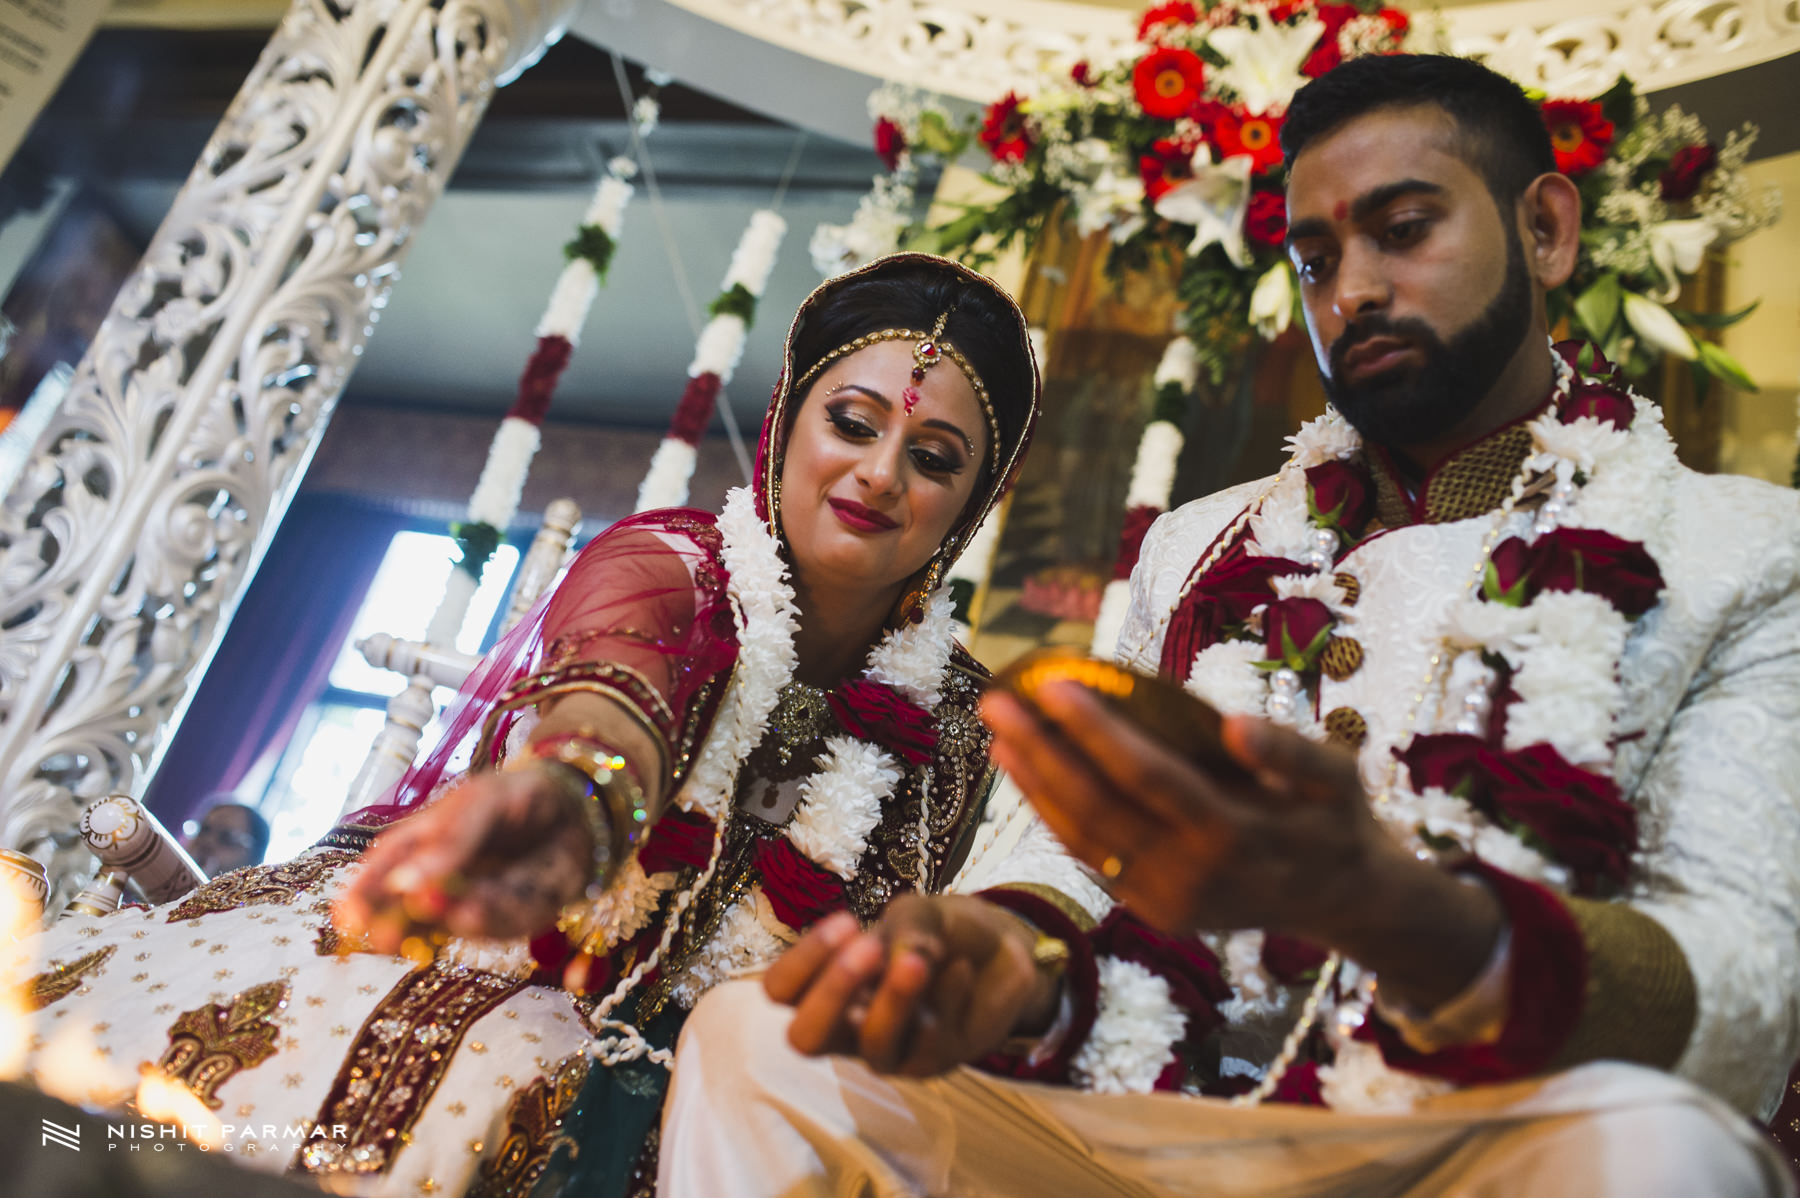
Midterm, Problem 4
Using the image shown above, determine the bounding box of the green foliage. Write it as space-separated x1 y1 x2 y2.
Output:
450 520 502 582
562 224 617 280
708 282 759 328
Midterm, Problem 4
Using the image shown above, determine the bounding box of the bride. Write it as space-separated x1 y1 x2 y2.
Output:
8 253 1069 1197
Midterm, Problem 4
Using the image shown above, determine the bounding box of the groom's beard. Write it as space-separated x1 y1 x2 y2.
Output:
1321 232 1534 450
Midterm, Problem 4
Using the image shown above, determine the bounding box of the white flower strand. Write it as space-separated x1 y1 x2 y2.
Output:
1072 958 1189 1094
465 416 541 530
634 439 700 513
582 487 964 1062
536 172 635 344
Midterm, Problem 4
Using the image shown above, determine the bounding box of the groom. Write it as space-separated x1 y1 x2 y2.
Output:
653 54 1800 1196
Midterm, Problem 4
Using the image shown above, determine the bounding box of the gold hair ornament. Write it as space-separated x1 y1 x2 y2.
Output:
792 310 999 474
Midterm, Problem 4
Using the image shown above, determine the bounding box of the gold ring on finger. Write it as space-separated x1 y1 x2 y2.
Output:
1099 853 1126 881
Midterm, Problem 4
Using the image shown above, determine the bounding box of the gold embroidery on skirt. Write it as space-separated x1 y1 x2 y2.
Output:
166 850 357 922
26 944 117 1010
466 1054 591 1198
150 980 290 1109
292 962 525 1176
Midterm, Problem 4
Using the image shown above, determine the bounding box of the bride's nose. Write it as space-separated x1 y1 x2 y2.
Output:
853 438 904 497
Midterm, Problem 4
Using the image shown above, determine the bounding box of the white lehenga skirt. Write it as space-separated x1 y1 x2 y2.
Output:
4 845 594 1197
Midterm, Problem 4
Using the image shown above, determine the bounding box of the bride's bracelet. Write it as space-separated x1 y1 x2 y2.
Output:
511 732 653 886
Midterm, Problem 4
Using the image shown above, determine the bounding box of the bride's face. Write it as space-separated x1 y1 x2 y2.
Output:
779 339 989 599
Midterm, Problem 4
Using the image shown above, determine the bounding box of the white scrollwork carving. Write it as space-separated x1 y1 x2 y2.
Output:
0 0 576 904
657 0 1799 102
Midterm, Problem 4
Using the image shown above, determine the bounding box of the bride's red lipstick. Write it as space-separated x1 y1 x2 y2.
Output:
829 498 899 532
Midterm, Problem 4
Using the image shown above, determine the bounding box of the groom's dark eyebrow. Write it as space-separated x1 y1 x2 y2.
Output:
835 384 974 456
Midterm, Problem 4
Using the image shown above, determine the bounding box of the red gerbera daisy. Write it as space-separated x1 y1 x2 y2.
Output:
1133 46 1208 120
1212 106 1285 174
1137 1 1199 41
873 117 907 172
979 92 1033 163
1541 99 1614 176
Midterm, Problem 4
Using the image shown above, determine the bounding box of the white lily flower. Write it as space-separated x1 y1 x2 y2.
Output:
1248 260 1294 338
1206 17 1325 114
1074 165 1149 243
1645 218 1718 301
1153 147 1254 267
1622 292 1698 361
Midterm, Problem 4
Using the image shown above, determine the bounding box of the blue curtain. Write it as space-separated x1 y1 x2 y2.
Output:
144 493 410 829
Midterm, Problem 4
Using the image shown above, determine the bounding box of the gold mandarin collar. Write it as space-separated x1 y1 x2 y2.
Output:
1365 400 1551 528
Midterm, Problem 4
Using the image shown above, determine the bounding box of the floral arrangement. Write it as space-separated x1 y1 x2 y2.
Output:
1545 83 1779 389
861 4 1778 393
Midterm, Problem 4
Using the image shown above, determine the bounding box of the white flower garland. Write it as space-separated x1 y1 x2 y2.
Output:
1072 958 1189 1094
1179 359 1680 1106
536 172 634 345
634 438 701 513
465 416 541 530
582 487 965 1063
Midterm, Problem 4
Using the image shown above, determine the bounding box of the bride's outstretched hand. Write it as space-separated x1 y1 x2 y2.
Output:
334 767 594 954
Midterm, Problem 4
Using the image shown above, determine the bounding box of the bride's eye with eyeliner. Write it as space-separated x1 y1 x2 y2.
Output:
827 407 876 440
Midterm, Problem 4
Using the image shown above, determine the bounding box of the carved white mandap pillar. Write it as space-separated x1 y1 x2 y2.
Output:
0 0 578 895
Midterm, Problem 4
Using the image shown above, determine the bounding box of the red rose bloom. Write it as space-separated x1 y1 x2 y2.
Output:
1134 46 1208 120
1399 735 1638 894
1301 3 1359 76
1246 190 1289 247
635 805 719 875
753 839 847 930
1659 144 1718 201
1269 1060 1327 1105
1137 0 1199 41
873 116 907 172
1139 136 1197 202
979 92 1033 163
827 678 939 764
1482 743 1638 893
1091 908 1231 1043
1263 596 1334 669
1261 933 1330 983
1070 59 1096 87
1159 544 1310 673
1562 379 1636 429
1553 339 1623 383
1485 529 1666 616
1541 99 1614 176
1211 106 1285 174
1304 460 1373 534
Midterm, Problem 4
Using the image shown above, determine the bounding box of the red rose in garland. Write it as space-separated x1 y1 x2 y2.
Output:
1481 743 1638 893
1397 734 1638 894
1261 933 1330 983
1484 528 1666 616
1137 0 1199 41
873 117 907 172
1070 59 1096 88
1562 378 1636 429
1159 546 1310 674
1304 460 1373 539
1262 596 1335 671
1211 106 1284 174
1134 46 1208 120
1541 99 1614 176
1301 3 1359 77
1659 144 1718 201
635 805 720 875
979 92 1033 163
827 678 939 765
1246 190 1289 247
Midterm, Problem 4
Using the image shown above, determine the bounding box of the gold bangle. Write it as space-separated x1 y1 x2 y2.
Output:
512 734 654 886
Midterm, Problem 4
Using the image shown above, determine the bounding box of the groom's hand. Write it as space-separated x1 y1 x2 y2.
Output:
765 895 1059 1077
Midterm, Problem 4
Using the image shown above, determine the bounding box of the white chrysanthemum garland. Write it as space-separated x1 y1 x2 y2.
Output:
635 211 789 512
1153 349 1679 1110
574 487 963 1064
1094 334 1197 657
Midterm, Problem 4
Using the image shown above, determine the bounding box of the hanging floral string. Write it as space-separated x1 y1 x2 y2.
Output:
1092 334 1197 656
635 210 788 512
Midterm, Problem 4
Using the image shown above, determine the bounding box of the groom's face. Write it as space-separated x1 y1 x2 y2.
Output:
1284 106 1535 449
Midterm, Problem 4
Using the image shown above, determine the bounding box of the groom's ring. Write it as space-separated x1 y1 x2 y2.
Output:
1099 853 1126 881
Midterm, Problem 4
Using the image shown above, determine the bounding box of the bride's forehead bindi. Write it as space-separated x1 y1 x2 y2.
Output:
1334 200 1349 221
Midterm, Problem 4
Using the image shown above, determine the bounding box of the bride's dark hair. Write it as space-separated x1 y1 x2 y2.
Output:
787 259 1034 484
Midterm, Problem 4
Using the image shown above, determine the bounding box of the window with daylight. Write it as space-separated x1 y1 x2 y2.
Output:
252 532 520 862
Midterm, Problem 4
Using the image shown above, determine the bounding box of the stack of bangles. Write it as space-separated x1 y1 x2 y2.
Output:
509 732 653 887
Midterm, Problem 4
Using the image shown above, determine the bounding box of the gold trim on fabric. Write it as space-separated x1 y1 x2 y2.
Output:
466 1054 591 1198
292 963 526 1176
1367 423 1537 528
26 944 117 1010
166 850 357 922
1552 898 1698 1073
153 980 290 1110
990 883 1100 933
